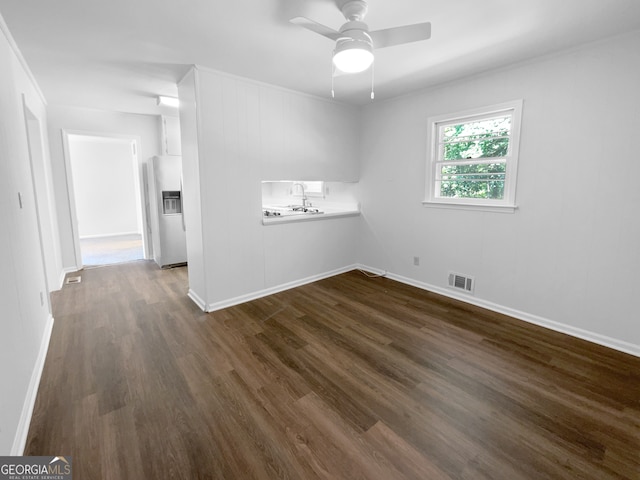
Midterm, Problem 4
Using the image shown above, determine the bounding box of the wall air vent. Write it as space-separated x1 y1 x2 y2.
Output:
448 272 474 294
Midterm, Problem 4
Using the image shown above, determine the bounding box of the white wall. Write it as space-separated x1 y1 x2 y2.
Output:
180 67 361 309
358 31 640 355
47 105 161 269
68 136 141 237
178 69 207 307
0 15 55 455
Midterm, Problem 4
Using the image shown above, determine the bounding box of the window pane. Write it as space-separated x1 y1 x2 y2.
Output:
441 116 511 160
443 137 509 160
302 181 324 194
437 163 506 199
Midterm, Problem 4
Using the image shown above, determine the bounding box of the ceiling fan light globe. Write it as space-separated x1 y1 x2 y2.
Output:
333 43 374 73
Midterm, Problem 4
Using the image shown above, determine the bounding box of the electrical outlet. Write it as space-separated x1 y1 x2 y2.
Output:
413 256 420 266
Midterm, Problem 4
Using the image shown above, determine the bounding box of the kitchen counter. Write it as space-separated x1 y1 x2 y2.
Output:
261 205 360 225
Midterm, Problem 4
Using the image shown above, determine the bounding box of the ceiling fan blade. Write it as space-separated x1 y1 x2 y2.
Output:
369 22 431 49
290 17 341 41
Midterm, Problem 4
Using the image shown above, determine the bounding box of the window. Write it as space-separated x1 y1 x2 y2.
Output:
292 181 324 198
424 100 523 212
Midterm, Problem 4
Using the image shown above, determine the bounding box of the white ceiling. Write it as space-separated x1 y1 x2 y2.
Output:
1 0 640 115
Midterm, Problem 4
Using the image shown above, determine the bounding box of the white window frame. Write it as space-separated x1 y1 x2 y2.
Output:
424 100 523 213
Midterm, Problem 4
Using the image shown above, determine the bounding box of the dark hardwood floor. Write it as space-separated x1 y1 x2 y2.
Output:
25 261 640 479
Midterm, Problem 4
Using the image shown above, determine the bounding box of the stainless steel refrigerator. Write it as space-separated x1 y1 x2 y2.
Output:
149 156 187 268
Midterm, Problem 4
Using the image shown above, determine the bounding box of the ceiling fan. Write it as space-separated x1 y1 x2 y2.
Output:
290 0 431 75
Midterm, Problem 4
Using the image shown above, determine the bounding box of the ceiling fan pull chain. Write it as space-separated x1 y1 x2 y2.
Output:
370 59 375 100
331 60 336 98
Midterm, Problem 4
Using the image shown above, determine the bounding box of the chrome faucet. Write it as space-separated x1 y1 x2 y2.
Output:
292 182 307 207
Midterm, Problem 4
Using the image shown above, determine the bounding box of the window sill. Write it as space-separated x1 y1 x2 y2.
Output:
422 200 517 214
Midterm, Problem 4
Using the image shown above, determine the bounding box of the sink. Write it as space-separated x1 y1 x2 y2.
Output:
289 206 323 214
263 204 324 216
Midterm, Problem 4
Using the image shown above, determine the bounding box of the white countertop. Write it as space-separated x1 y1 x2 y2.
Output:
262 205 360 225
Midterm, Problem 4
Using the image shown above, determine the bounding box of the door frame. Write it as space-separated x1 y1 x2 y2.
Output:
61 130 151 269
21 96 52 303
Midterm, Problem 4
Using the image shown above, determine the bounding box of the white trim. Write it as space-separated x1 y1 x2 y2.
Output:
355 264 639 358
204 265 359 312
0 12 47 105
422 201 517 214
21 96 53 299
57 267 79 290
60 130 83 269
192 69 211 305
62 131 152 268
58 270 67 290
425 99 523 210
79 231 141 239
60 266 81 290
188 289 207 312
11 314 54 455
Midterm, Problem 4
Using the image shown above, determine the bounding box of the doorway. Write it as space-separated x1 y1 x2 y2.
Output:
22 98 55 304
63 132 151 268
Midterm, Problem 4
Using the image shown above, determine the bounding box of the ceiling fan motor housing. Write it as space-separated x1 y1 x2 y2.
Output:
338 21 373 46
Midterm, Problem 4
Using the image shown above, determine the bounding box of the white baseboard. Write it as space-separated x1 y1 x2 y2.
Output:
79 231 141 239
11 314 54 455
205 264 359 313
356 264 639 358
188 289 207 312
58 267 78 290
57 270 67 291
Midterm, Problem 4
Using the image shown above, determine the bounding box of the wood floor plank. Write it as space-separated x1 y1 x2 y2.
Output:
100 406 146 480
293 392 413 480
365 421 448 480
24 262 640 479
